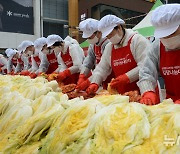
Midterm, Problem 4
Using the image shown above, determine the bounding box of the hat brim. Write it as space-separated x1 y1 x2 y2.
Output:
154 25 179 39
82 31 94 38
22 47 27 53
35 48 41 54
47 41 55 47
101 27 114 38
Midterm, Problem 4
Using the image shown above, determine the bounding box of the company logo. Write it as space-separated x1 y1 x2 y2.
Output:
7 10 13 16
113 54 132 67
65 60 72 66
163 135 180 146
162 66 180 76
6 10 30 18
49 59 57 64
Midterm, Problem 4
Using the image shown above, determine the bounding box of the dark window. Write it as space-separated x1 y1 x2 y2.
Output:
43 21 68 38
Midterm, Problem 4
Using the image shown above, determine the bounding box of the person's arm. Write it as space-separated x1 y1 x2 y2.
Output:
68 44 84 74
30 56 39 73
22 56 30 71
15 63 22 73
57 53 67 73
36 53 49 74
125 34 151 83
80 45 96 76
7 57 13 73
137 39 160 94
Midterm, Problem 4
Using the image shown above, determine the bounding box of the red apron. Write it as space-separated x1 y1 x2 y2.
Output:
12 57 18 67
61 47 79 84
0 63 7 74
28 57 32 65
17 57 23 65
33 55 41 66
0 63 4 67
159 42 180 102
46 52 58 74
94 39 107 64
93 39 113 89
111 35 139 94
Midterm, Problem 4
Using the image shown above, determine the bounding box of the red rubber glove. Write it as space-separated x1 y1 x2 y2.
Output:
175 99 180 104
86 83 99 95
29 73 37 79
58 69 71 81
37 72 43 76
10 71 14 75
76 79 90 91
77 74 87 85
110 74 130 89
20 71 30 76
140 91 158 105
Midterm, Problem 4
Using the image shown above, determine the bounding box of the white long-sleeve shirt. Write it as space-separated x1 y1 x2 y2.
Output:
0 55 7 73
90 29 151 85
28 52 48 73
7 55 28 73
80 37 110 76
137 39 174 95
56 41 85 74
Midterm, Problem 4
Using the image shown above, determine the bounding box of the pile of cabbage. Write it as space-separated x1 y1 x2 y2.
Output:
0 75 180 154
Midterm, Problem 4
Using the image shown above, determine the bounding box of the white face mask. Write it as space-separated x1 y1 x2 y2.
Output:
109 33 123 45
160 34 180 50
23 52 28 57
26 50 34 56
53 46 62 55
87 36 99 45
42 49 50 55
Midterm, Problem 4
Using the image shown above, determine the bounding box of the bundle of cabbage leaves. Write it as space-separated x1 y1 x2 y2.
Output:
0 75 179 154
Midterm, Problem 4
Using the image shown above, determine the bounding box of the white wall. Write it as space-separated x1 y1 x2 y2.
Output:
0 0 41 49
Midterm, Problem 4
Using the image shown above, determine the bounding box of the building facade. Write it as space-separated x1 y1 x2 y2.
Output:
0 0 68 53
78 0 156 43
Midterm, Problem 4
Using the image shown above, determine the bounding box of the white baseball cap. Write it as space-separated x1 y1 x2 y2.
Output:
151 4 180 38
34 37 47 53
46 34 63 47
79 18 99 38
5 48 17 58
17 44 23 53
20 40 34 53
64 36 79 45
98 15 125 38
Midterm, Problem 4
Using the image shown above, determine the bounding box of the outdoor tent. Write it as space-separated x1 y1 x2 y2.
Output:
80 40 89 56
132 0 163 37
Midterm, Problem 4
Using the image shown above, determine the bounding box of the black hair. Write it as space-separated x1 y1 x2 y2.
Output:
114 25 125 33
114 25 125 37
52 41 63 47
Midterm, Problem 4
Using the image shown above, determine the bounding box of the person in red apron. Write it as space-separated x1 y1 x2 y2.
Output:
5 48 21 74
85 15 150 95
19 40 36 76
33 37 49 77
138 4 180 105
19 40 34 76
76 18 110 91
46 34 84 85
45 34 62 75
0 54 7 74
20 38 47 78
